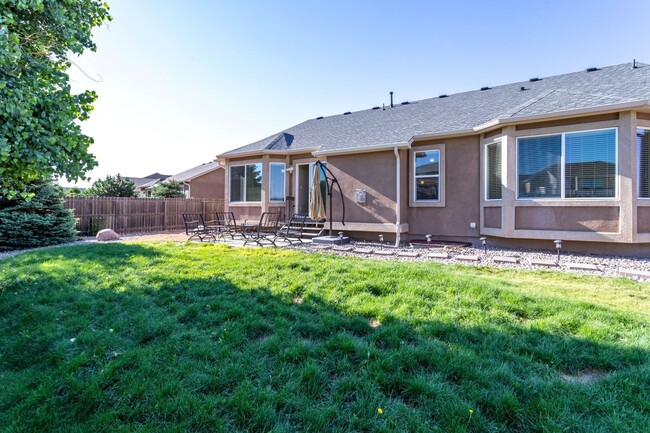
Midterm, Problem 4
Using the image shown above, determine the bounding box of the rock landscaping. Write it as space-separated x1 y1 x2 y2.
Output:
295 240 650 282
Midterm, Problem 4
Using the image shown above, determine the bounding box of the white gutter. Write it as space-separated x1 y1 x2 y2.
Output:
408 129 476 144
217 147 320 159
473 100 650 132
394 146 401 247
313 141 409 157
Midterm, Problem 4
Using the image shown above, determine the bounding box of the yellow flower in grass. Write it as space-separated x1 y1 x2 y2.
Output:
377 407 383 414
469 409 474 414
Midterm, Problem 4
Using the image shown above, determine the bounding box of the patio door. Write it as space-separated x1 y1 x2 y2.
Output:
295 163 327 216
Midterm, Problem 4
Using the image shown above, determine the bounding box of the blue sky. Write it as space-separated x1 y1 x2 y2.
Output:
67 0 650 185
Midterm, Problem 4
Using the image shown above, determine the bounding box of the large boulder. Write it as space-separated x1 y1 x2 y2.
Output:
96 228 120 242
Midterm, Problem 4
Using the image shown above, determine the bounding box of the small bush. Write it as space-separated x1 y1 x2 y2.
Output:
151 179 186 198
0 179 77 251
89 216 106 236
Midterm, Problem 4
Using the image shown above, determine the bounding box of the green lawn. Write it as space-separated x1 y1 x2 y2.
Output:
1 243 649 432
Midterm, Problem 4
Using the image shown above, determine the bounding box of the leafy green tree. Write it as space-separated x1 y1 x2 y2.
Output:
0 1 112 200
65 186 84 196
0 178 77 251
84 174 136 197
151 179 186 198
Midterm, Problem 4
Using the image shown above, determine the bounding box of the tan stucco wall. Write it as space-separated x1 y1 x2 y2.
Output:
484 207 502 228
408 136 481 238
514 113 619 131
514 207 619 232
327 151 397 225
637 207 650 232
229 206 262 221
188 169 225 199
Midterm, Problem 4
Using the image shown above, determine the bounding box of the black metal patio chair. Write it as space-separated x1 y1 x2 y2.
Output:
182 213 217 242
274 213 308 245
242 211 282 247
213 211 241 241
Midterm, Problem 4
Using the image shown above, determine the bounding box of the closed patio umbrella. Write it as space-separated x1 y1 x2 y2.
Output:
309 165 326 221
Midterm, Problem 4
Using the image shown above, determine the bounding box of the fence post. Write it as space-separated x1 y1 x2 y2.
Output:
113 198 117 231
163 200 167 231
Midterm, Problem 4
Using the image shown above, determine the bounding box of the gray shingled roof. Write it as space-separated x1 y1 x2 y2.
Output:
168 161 221 182
127 177 160 188
220 62 650 157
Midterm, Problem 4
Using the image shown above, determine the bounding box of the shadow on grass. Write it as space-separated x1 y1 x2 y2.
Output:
0 243 648 432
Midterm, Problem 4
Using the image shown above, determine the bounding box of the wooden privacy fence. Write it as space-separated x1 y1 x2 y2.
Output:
64 197 225 235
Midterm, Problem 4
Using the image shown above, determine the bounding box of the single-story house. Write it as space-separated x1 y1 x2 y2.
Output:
128 172 171 197
165 161 225 199
217 61 650 254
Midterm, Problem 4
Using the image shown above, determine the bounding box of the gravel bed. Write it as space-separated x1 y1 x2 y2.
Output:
0 239 95 261
292 240 650 281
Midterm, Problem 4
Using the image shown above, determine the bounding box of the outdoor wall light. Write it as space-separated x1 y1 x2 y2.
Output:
554 240 563 262
480 237 487 253
283 167 294 174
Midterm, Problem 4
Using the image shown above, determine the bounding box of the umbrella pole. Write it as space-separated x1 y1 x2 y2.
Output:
328 180 333 237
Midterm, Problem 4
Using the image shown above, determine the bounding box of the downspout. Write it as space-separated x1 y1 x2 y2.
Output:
394 146 401 247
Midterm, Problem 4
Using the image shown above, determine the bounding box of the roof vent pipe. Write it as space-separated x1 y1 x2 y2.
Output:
390 91 394 108
633 59 638 69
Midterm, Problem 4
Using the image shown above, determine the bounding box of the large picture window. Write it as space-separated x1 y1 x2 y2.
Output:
230 163 262 202
517 128 617 199
486 141 502 200
638 128 650 198
269 163 285 202
414 150 440 201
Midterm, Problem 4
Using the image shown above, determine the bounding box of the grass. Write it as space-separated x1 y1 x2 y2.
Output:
1 242 649 432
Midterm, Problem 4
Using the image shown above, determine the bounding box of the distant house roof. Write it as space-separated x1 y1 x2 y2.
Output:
167 161 222 183
125 173 171 189
220 62 650 157
143 173 171 180
127 177 158 188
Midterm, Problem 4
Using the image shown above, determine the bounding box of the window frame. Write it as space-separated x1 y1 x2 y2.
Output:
413 149 441 203
269 162 286 203
515 127 618 201
637 127 650 199
485 139 503 201
229 162 263 203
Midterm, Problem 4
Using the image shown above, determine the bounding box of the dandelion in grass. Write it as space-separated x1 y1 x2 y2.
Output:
466 409 474 427
377 407 383 414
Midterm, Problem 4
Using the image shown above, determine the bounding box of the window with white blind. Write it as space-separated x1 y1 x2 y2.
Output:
485 141 502 200
638 128 650 198
414 150 440 201
518 135 561 198
565 129 616 198
517 128 617 199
